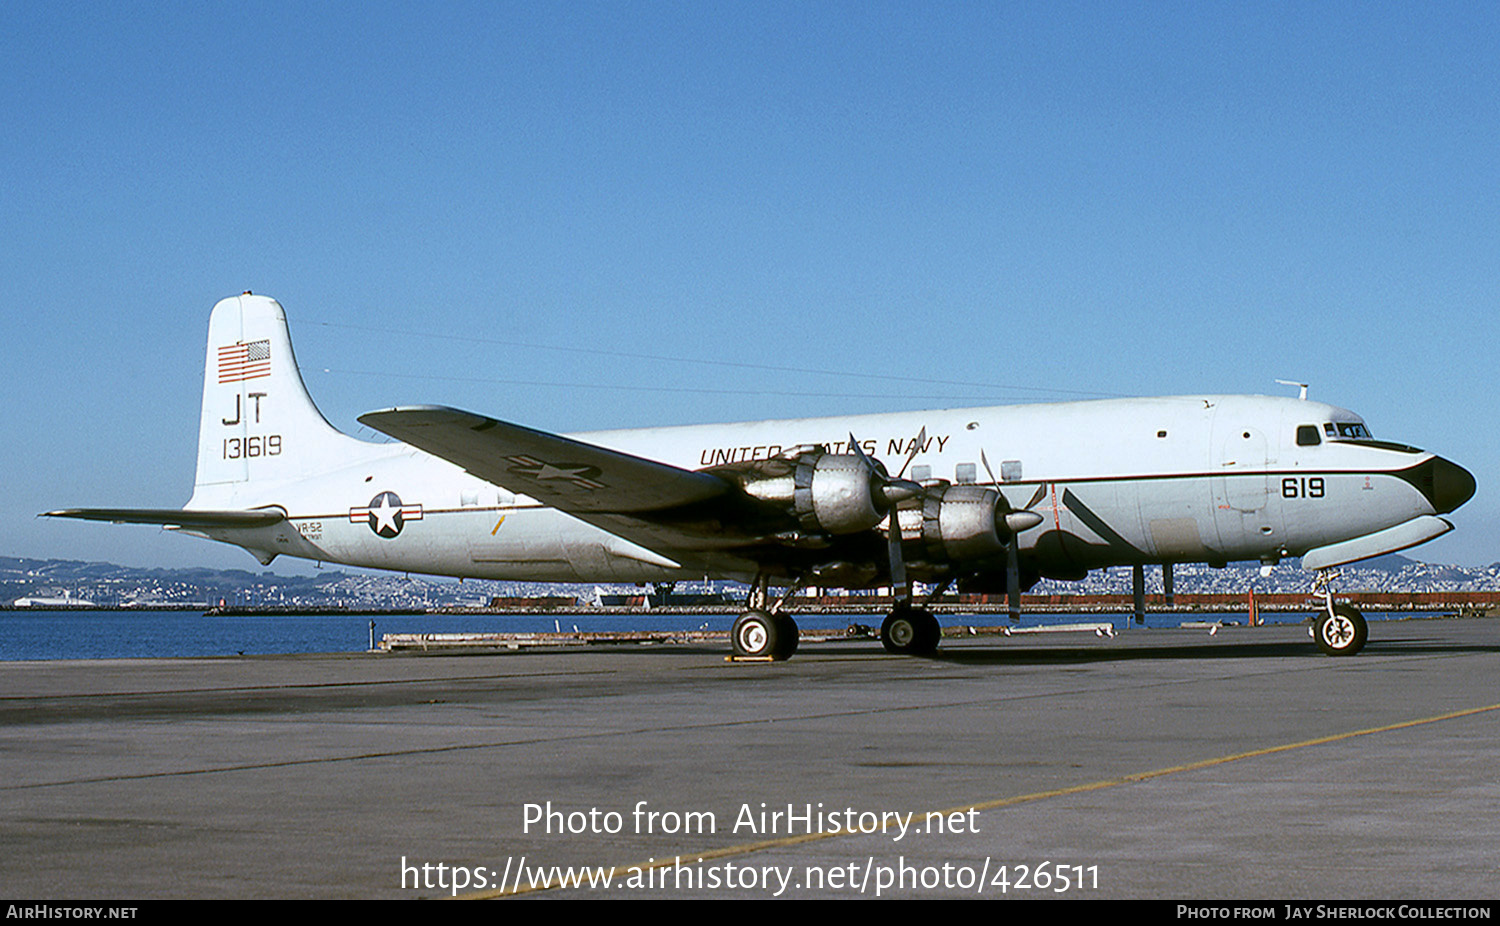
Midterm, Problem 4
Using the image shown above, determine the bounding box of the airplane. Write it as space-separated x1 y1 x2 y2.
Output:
46 293 1475 660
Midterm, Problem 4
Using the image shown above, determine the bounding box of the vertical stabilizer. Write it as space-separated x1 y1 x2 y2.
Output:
191 293 370 505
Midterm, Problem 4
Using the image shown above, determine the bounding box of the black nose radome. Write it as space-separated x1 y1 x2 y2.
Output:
1399 456 1476 515
1431 456 1477 514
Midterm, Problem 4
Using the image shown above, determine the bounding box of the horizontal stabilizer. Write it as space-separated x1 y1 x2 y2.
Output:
1301 515 1453 571
43 508 286 529
358 405 730 513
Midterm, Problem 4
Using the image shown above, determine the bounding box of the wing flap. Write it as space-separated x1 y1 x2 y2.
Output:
357 405 729 513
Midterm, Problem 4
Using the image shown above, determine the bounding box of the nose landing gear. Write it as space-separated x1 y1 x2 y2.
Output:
1309 570 1368 656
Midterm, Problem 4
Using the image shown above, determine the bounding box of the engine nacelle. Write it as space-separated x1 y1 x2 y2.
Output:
919 484 1009 562
740 449 884 535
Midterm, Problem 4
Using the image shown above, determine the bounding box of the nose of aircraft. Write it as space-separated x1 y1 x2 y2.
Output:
1428 456 1477 514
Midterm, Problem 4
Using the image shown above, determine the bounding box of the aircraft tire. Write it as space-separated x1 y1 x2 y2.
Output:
774 613 800 660
881 606 940 656
914 609 942 654
733 609 789 660
1314 603 1368 656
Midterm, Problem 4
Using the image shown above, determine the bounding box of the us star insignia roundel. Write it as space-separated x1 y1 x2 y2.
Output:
349 491 423 538
502 454 607 490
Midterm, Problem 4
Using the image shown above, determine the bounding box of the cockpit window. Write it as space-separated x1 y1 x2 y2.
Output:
1334 422 1372 440
1296 425 1321 446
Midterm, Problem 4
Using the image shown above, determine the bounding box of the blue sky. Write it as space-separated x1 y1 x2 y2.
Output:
4 2 1498 571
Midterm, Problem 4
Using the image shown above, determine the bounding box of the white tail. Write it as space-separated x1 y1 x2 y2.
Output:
188 293 372 507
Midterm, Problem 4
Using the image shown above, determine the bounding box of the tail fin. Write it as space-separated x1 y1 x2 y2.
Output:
189 293 371 507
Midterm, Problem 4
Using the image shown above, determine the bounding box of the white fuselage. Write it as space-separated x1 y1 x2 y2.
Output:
192 393 1448 585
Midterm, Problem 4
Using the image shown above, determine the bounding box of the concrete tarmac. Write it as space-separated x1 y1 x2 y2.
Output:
1 618 1497 900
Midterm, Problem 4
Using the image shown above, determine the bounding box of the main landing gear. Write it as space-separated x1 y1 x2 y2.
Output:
731 599 942 659
729 573 946 660
1309 569 1368 657
730 574 800 661
880 603 941 656
731 609 800 660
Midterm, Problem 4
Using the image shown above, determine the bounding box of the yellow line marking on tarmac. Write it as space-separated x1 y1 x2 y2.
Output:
458 701 1500 899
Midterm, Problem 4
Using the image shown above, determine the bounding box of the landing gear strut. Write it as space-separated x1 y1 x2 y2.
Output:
1309 569 1368 656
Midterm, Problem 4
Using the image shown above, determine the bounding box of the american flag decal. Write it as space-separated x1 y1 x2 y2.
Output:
218 340 272 383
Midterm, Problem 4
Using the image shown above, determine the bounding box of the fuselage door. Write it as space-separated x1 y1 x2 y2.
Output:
1209 406 1285 557
1215 425 1270 512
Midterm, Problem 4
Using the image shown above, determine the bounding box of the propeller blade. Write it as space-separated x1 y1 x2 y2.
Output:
980 447 999 487
982 444 1033 620
980 447 1016 513
981 447 1044 537
895 426 927 479
847 432 877 473
1007 540 1020 621
887 510 908 602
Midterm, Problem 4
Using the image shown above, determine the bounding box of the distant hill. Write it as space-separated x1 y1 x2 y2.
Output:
1348 553 1418 572
1 555 345 589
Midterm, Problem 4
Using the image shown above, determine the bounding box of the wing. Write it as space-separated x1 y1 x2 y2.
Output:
43 508 286 528
357 405 729 512
358 406 776 573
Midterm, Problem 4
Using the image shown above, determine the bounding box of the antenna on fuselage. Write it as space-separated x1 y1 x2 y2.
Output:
1276 379 1309 401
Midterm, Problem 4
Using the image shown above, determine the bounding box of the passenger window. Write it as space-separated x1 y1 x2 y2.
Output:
1296 425 1321 447
910 465 931 482
955 463 977 484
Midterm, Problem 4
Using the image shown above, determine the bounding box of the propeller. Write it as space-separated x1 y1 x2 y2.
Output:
980 449 1042 621
849 428 928 604
979 449 1044 536
848 429 925 508
848 431 1046 615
